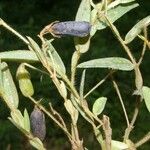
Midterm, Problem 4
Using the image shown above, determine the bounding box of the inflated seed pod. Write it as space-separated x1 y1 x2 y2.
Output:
16 64 34 97
40 21 91 38
30 107 46 141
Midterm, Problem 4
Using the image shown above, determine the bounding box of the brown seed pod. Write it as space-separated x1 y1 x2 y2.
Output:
40 21 91 38
30 106 46 141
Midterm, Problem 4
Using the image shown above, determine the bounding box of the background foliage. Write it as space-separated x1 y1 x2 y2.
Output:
0 0 149 149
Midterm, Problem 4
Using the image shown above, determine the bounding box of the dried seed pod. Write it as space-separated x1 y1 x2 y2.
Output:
30 107 46 141
40 21 91 38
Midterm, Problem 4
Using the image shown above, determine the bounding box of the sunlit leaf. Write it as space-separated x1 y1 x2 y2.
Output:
24 109 30 132
59 80 67 99
78 57 134 71
1 62 19 109
92 97 107 116
125 15 150 44
80 69 86 100
91 2 139 36
74 0 91 53
45 40 66 74
142 86 150 112
0 50 39 62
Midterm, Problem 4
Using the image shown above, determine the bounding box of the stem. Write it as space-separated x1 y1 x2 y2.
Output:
84 70 114 98
135 132 150 148
124 96 142 141
0 18 29 45
112 78 129 127
104 16 136 65
138 27 148 65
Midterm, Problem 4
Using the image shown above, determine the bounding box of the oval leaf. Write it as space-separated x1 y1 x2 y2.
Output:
78 57 134 71
125 15 150 44
142 86 150 112
92 97 107 116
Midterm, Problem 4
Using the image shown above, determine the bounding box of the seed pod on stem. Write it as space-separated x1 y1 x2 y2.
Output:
30 106 46 141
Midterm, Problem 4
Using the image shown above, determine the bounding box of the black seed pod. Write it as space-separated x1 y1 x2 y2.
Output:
40 21 91 38
30 107 46 141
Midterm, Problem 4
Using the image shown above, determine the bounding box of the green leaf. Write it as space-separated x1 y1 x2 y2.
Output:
91 2 139 36
74 0 91 53
29 137 46 150
108 0 136 9
77 57 134 71
125 15 150 44
45 40 66 74
24 109 30 132
75 0 91 22
1 62 19 109
27 37 45 62
0 50 39 62
8 117 30 135
111 140 128 150
92 97 107 116
80 69 86 100
10 109 24 128
142 86 150 112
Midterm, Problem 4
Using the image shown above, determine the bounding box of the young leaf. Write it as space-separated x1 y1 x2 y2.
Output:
92 97 107 116
125 15 150 44
1 62 19 109
77 57 134 71
0 50 39 62
24 109 30 132
74 0 91 53
142 86 150 112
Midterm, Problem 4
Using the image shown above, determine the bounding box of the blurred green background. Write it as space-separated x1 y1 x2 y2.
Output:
0 0 149 149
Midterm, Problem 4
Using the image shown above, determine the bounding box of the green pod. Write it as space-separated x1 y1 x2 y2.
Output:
16 64 34 97
30 107 46 141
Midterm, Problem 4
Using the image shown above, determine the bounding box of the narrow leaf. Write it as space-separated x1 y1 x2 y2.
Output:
24 109 30 132
0 50 39 62
78 57 134 71
91 2 139 36
1 62 19 109
92 97 107 116
80 69 86 100
74 0 91 53
142 86 150 112
45 40 66 74
125 15 150 44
